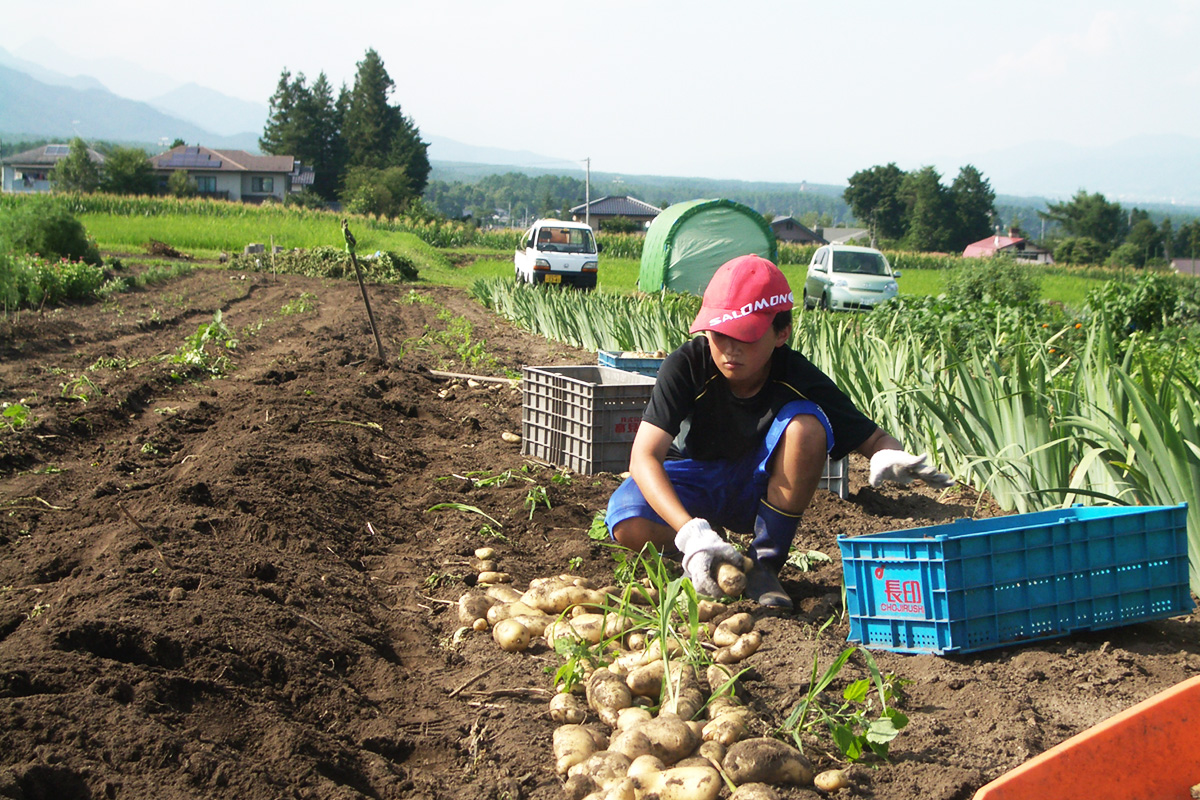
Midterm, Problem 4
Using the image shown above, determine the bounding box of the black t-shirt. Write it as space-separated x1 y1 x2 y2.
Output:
642 336 878 462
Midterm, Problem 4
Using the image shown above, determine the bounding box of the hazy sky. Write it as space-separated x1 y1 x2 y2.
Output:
7 0 1200 186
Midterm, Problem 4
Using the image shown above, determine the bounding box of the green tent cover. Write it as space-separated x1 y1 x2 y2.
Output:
638 198 777 295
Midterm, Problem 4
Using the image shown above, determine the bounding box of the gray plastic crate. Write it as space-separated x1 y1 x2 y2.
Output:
822 456 850 499
521 365 656 474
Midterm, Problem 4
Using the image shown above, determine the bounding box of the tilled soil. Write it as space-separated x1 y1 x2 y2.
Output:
0 264 1197 800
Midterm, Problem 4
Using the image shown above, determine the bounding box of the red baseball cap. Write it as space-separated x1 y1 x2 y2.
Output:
689 255 794 342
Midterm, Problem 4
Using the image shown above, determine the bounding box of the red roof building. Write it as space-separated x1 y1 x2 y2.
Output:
963 230 1054 263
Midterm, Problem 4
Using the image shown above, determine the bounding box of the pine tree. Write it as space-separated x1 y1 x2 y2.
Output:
260 70 300 155
949 165 996 252
341 49 429 199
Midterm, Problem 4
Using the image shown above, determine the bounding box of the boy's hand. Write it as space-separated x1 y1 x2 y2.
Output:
674 518 741 597
869 449 954 488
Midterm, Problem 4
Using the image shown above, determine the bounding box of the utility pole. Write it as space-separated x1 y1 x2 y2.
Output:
584 157 591 229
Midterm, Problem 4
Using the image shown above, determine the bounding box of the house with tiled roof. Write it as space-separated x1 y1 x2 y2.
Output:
570 195 661 230
149 145 307 203
1 143 106 194
1172 258 1200 277
963 229 1054 264
770 215 828 245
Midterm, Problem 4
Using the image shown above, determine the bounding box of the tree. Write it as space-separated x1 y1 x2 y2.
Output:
948 164 995 252
898 166 953 252
1040 190 1125 252
844 163 905 245
167 170 194 198
50 137 101 193
101 146 156 195
1124 217 1163 267
342 166 413 219
259 69 303 156
1053 236 1108 265
340 49 429 203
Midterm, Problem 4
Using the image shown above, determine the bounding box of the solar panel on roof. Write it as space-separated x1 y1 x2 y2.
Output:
45 145 69 156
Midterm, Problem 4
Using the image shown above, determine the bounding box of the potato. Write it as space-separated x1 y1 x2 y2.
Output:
706 694 743 720
729 783 781 800
562 773 598 800
712 612 755 646
569 751 633 789
659 684 705 721
510 613 551 637
813 768 850 792
475 559 498 573
550 691 587 724
474 546 497 561
696 740 726 766
716 562 747 598
696 600 723 623
637 712 700 765
603 777 637 800
476 570 512 585
457 592 496 625
722 738 813 786
587 668 633 727
626 659 665 698
631 765 722 800
701 712 748 747
714 631 762 665
471 618 488 632
547 613 608 646
484 585 523 603
608 726 654 762
554 724 609 775
625 631 647 651
627 754 666 778
485 601 535 627
492 617 531 652
616 706 653 731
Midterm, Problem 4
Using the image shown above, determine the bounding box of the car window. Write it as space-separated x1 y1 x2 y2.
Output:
832 252 888 275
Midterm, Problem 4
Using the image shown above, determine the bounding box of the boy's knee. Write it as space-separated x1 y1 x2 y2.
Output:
782 414 830 460
612 517 674 552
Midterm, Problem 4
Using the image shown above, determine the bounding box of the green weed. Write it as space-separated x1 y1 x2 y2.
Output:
60 375 100 402
281 292 317 315
1 402 32 431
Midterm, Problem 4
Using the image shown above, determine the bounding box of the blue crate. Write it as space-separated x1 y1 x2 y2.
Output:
597 350 664 378
838 504 1193 655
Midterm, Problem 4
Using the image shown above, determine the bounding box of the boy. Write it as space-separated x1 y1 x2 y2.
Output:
605 254 952 609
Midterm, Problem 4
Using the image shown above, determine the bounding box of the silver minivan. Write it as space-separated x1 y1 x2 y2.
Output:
802 244 900 311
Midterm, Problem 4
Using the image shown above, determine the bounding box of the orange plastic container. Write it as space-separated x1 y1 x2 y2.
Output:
974 675 1200 800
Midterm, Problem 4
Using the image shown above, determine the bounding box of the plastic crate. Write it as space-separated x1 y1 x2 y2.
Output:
597 350 665 378
521 365 656 474
838 503 1192 655
822 456 849 500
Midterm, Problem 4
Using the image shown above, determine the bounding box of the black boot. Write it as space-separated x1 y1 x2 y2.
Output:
747 500 801 609
745 559 793 609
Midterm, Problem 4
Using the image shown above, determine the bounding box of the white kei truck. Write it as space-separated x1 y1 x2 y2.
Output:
513 219 600 289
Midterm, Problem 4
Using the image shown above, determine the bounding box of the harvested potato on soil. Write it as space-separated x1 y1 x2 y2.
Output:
569 750 632 789
476 570 511 585
631 765 722 800
636 712 700 765
562 773 597 800
492 617 532 652
712 612 755 646
627 754 666 778
702 711 748 746
484 584 523 604
722 737 813 786
474 547 496 561
549 691 587 724
730 783 781 800
814 768 850 791
457 592 496 625
714 630 762 664
553 724 609 775
586 668 634 727
626 659 665 698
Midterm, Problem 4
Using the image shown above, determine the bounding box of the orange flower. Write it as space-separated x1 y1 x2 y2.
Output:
1074 323 1082 329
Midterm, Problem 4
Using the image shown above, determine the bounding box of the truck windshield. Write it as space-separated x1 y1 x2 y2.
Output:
831 252 889 275
536 227 596 254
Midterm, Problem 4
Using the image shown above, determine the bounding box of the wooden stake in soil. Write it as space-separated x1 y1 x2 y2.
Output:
341 219 386 362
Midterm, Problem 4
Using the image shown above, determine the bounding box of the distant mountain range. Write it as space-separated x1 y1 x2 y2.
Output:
3 45 1200 209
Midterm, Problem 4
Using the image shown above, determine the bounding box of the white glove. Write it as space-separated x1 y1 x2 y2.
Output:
869 449 954 488
674 518 741 597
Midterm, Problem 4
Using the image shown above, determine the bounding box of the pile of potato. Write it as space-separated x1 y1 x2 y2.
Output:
455 549 845 799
